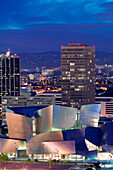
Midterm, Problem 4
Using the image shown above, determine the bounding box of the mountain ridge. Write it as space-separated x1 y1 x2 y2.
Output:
15 51 113 69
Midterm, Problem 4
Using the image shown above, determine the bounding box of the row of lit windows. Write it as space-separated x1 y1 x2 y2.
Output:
62 77 94 82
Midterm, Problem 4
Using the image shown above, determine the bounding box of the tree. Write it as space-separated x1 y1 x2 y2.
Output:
31 154 34 160
0 153 8 161
85 155 87 163
20 152 24 161
14 153 16 159
62 154 65 159
4 154 8 161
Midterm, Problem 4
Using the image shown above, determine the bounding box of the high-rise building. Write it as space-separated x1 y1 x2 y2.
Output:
61 43 95 108
0 50 20 120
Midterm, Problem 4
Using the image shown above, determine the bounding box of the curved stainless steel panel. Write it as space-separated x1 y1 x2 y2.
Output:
79 104 101 127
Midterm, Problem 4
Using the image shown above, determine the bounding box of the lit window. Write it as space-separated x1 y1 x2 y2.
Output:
70 69 75 71
78 77 84 80
70 85 75 88
78 69 86 71
78 86 84 88
15 97 18 100
75 88 80 91
66 71 70 74
88 71 90 74
29 97 33 100
90 60 92 63
70 102 75 105
62 102 67 104
90 79 92 82
70 63 75 66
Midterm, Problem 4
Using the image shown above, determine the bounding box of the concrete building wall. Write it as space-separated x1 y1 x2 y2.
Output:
2 96 55 107
95 97 113 117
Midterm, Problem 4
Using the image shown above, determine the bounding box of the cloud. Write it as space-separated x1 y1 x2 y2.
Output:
0 0 113 30
95 2 113 23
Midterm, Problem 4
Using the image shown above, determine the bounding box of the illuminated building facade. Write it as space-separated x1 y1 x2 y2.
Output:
0 50 20 121
61 43 95 108
5 104 99 157
1 103 113 160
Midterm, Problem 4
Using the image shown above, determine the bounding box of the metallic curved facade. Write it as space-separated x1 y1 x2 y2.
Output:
62 129 88 155
0 138 25 153
4 103 113 158
85 126 101 147
85 122 113 147
36 105 77 133
79 104 101 127
101 122 113 146
26 130 63 155
53 105 77 129
26 129 96 156
42 141 75 154
36 105 53 133
6 112 33 140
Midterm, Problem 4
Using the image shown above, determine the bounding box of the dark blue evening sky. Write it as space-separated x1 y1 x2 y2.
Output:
0 0 113 52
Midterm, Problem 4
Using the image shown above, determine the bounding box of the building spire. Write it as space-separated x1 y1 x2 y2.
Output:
6 48 10 57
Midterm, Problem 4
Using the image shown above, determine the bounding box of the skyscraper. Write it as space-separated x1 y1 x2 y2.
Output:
61 43 95 108
0 50 20 120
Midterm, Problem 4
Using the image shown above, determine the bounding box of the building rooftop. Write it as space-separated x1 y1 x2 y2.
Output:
68 43 88 47
7 105 48 118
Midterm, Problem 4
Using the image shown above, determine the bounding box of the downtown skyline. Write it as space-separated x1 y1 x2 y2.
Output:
0 0 113 52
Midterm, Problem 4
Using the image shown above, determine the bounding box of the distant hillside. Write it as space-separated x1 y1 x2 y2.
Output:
19 52 61 69
95 52 113 65
18 51 113 69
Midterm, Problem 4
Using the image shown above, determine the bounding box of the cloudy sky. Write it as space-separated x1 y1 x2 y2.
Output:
0 0 113 52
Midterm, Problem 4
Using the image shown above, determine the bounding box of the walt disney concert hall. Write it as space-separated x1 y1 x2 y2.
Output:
0 104 113 160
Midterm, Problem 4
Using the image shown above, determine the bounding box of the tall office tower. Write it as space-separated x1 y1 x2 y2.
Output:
61 43 95 108
0 50 20 120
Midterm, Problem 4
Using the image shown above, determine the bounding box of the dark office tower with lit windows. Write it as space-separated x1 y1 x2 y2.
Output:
61 43 95 108
0 50 20 120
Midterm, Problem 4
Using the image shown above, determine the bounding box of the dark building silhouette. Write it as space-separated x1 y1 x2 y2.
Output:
0 50 20 120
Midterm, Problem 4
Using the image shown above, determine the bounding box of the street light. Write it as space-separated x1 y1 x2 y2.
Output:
43 144 45 162
54 148 59 160
14 143 17 158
